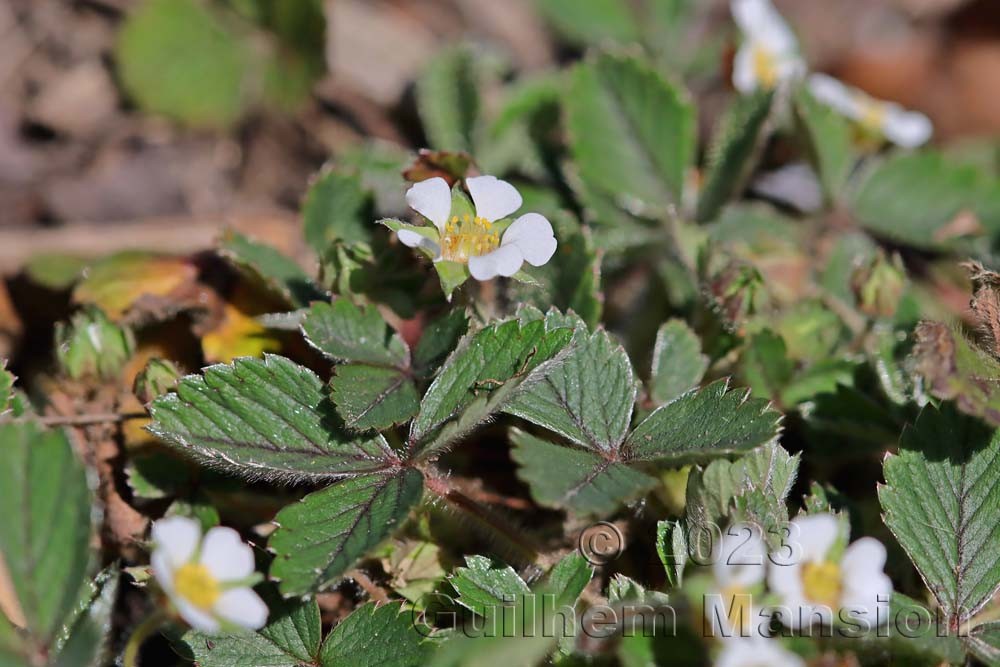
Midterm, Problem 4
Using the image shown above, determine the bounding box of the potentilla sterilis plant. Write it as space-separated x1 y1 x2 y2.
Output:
768 513 892 630
398 175 557 280
730 0 806 93
150 516 268 634
808 73 933 148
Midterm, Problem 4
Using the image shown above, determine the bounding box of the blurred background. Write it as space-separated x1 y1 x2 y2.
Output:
0 0 998 267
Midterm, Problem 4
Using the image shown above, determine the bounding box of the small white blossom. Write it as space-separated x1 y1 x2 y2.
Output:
730 0 806 93
400 175 557 281
151 517 268 634
704 523 768 638
808 73 933 148
715 636 805 667
768 513 892 630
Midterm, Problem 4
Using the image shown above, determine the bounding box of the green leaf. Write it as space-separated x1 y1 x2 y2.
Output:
413 309 469 375
506 328 635 452
541 552 593 607
434 261 470 301
742 329 794 402
969 621 1000 666
536 0 639 45
409 318 575 454
219 230 325 307
449 555 530 619
185 595 322 667
852 151 1000 248
650 320 708 405
301 301 409 367
861 593 967 666
625 380 783 463
417 45 481 153
510 429 656 515
0 361 13 415
302 169 375 252
794 88 854 204
880 403 1000 626
23 253 88 291
116 0 249 127
696 90 774 223
330 365 420 431
55 307 135 381
319 601 430 667
566 52 696 214
656 520 687 587
52 567 119 667
148 355 394 482
269 469 424 596
0 423 91 643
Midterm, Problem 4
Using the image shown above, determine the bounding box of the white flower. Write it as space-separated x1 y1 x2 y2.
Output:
704 523 768 638
808 73 933 148
715 636 805 667
731 0 806 93
151 517 268 634
400 175 557 281
768 513 892 630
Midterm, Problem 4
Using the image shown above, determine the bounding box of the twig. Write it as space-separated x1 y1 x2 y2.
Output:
7 411 150 427
348 569 390 604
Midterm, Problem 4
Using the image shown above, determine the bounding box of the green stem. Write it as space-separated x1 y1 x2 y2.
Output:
122 610 167 667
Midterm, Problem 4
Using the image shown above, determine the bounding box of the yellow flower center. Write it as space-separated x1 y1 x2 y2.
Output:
855 95 888 132
752 46 779 89
175 563 221 610
801 560 842 609
441 214 500 263
721 584 753 633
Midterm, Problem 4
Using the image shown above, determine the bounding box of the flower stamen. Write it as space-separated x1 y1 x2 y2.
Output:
174 563 221 610
801 560 842 609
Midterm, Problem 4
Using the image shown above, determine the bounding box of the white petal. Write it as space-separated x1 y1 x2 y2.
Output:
808 73 860 118
768 560 804 599
714 523 766 588
790 513 839 562
405 177 452 230
501 213 557 267
199 527 255 582
397 229 442 259
175 598 221 634
150 550 176 593
466 175 522 222
468 245 524 281
151 517 201 568
841 573 892 627
841 537 887 576
883 108 933 148
214 587 269 630
732 45 758 93
716 637 804 667
731 0 797 51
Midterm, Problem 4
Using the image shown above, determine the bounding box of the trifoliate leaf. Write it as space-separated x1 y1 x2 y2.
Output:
409 318 574 455
510 429 656 516
71 251 198 319
416 45 482 153
625 380 782 463
696 90 774 223
302 169 375 253
567 52 696 214
650 320 708 405
852 152 1000 248
219 230 325 308
185 595 322 667
330 365 419 431
319 601 431 667
505 327 635 452
148 355 394 482
449 555 530 619
269 469 424 596
880 404 1000 627
794 88 854 204
301 301 408 366
0 423 91 644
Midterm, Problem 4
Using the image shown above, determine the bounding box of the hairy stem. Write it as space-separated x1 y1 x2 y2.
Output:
122 610 167 667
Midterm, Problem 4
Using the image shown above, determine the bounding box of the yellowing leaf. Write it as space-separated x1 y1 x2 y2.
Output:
73 251 198 319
